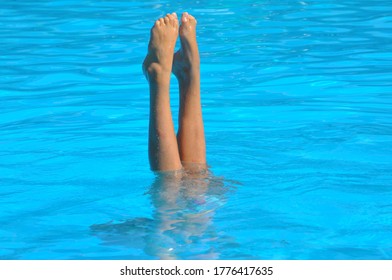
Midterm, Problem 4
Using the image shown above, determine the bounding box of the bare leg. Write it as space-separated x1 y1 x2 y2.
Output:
173 12 206 169
143 13 182 171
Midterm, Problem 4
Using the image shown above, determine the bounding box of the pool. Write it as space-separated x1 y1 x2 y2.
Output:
1 0 392 259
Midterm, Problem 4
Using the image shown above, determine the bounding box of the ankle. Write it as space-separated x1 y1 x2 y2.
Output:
144 62 171 82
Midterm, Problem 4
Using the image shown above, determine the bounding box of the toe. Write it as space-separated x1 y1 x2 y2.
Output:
167 13 179 28
164 16 170 25
181 12 189 23
172 13 179 27
166 13 175 26
188 14 197 24
183 12 196 25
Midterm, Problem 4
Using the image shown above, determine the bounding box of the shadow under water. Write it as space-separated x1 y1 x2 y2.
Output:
91 169 239 259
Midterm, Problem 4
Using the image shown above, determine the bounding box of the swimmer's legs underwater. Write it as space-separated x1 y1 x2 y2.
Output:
143 12 206 172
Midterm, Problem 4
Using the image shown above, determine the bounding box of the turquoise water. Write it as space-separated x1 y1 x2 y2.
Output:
1 0 392 259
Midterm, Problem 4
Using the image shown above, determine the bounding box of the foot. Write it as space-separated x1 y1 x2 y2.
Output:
173 12 200 81
143 13 179 82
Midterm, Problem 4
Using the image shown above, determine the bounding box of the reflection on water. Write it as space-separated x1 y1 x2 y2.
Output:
91 170 237 259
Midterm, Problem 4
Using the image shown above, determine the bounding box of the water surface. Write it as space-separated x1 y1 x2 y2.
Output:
1 0 392 259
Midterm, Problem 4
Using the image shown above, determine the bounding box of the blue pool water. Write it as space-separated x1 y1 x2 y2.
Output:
1 0 392 259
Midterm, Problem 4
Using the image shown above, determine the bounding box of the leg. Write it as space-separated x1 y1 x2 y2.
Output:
173 13 206 169
143 13 182 171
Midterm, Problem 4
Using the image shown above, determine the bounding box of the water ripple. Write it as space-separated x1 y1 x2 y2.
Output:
1 0 392 260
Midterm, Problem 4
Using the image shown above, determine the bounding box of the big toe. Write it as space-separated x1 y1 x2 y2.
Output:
181 12 197 25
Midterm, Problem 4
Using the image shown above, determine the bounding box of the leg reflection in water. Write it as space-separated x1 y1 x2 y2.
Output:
145 171 230 259
90 171 234 259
